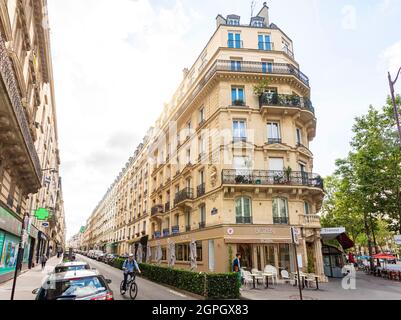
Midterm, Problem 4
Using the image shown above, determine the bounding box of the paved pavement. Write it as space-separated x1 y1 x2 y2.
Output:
241 271 401 300
0 256 62 300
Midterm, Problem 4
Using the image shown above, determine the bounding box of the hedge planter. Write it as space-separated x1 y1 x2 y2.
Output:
136 263 240 300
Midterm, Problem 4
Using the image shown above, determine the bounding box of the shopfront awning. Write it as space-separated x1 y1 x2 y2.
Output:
321 227 354 250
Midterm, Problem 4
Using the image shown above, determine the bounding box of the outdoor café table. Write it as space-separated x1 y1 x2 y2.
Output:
250 274 262 290
262 272 273 289
292 272 307 289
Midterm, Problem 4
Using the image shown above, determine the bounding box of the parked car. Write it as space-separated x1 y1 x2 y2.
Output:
54 261 91 273
104 254 116 264
32 270 113 300
96 253 106 262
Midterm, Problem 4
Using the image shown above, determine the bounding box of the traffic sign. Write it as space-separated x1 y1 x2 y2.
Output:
42 222 49 228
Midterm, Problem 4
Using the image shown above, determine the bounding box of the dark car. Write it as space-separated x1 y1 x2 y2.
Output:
33 270 113 300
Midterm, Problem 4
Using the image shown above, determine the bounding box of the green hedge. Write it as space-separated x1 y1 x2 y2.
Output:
136 263 239 299
112 257 125 269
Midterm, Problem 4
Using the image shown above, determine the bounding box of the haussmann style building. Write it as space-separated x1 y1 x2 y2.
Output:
81 3 326 281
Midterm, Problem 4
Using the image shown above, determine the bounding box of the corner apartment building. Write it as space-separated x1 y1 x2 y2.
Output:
0 0 65 282
82 3 325 279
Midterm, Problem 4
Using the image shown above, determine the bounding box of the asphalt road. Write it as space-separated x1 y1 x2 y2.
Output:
76 254 194 300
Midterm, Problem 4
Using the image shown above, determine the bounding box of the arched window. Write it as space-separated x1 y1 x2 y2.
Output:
273 198 289 224
235 197 252 224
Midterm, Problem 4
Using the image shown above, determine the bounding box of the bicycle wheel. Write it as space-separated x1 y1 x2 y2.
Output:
129 281 138 300
120 280 126 295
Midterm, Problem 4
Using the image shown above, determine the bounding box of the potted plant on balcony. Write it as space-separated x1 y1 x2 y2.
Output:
253 78 270 106
284 166 292 184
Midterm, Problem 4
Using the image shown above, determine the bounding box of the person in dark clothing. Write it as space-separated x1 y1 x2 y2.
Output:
40 254 47 270
232 253 243 286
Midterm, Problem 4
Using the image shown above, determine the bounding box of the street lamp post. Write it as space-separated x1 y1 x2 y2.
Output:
388 68 401 150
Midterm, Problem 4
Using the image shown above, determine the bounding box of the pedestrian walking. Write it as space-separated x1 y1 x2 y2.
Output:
40 254 48 270
232 253 243 287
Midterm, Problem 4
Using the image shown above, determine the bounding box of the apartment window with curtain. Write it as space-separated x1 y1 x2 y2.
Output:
235 197 252 224
199 107 205 124
296 128 302 146
262 61 273 73
231 87 245 105
199 204 206 228
233 120 247 141
273 198 289 224
304 202 310 215
267 122 281 143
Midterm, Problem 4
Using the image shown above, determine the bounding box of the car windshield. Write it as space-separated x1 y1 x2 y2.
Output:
39 276 107 300
55 265 89 273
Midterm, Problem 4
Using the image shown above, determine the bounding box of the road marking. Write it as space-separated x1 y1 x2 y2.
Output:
168 289 187 298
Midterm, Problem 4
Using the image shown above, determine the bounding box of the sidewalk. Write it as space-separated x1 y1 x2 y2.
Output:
240 271 401 300
0 256 62 300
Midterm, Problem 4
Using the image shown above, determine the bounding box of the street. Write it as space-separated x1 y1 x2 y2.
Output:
64 255 194 300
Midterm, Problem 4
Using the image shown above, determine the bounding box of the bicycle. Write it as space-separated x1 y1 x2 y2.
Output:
120 272 138 300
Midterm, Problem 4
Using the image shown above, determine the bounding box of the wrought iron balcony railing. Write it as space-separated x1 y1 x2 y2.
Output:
267 138 282 144
236 216 252 224
164 202 170 212
197 183 205 197
151 204 164 216
259 93 315 114
222 170 324 189
258 41 274 51
162 228 170 237
185 225 191 232
174 188 194 206
199 221 206 229
273 216 289 225
172 225 180 235
0 34 42 183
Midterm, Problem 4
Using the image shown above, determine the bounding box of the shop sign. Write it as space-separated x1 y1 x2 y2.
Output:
0 206 21 236
394 235 401 245
42 222 49 228
321 227 345 235
291 227 300 245
255 227 273 234
180 235 190 241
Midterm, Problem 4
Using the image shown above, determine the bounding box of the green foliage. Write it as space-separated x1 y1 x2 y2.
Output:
112 257 125 269
307 255 315 274
321 96 401 251
135 263 240 299
228 245 233 272
253 78 270 96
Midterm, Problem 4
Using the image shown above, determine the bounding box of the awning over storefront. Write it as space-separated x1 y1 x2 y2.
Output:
321 227 354 250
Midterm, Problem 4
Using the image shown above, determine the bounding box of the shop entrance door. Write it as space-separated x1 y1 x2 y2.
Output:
237 244 252 270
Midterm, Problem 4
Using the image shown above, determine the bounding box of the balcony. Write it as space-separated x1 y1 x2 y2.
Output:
232 99 246 107
236 216 252 224
151 204 164 216
214 60 309 87
154 231 161 239
259 93 314 114
267 138 282 144
174 188 194 206
162 228 170 237
0 35 42 191
197 183 205 197
258 41 275 51
222 170 324 189
199 221 206 229
185 225 191 232
299 214 320 228
273 216 289 225
172 225 180 235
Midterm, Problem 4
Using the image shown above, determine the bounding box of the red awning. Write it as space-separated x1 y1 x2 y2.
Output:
336 233 354 250
373 253 396 260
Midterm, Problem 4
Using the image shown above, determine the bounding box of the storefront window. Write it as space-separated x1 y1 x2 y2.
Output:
278 244 291 272
0 232 19 275
263 245 275 267
237 244 252 269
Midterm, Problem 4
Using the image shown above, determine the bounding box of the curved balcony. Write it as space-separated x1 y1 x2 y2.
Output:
222 170 324 190
174 188 194 207
299 214 321 228
259 93 314 114
151 204 164 218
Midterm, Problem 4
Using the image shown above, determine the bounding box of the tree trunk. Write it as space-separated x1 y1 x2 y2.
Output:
364 213 374 270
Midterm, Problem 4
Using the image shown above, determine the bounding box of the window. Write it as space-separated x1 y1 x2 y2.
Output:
304 202 310 215
228 18 240 26
296 128 302 145
232 120 247 141
262 61 273 73
252 20 264 27
199 107 205 123
233 156 251 170
186 148 191 164
273 198 289 224
258 34 272 50
235 197 252 224
267 122 281 143
199 204 206 223
231 87 244 105
196 241 202 262
228 32 241 48
198 136 205 156
282 39 293 57
185 210 191 227
230 60 241 71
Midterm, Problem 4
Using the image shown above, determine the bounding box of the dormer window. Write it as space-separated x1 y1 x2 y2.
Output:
228 18 240 25
251 17 265 27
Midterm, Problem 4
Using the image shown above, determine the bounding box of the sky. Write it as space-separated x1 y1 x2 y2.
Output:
46 0 401 240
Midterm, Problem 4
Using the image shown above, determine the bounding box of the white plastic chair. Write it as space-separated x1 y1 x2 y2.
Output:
281 270 291 284
264 265 278 285
251 268 264 286
242 271 254 289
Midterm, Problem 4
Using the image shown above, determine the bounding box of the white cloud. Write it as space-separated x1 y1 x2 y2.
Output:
48 0 200 238
380 39 401 74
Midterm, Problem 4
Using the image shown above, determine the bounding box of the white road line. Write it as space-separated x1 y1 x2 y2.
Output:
168 289 187 298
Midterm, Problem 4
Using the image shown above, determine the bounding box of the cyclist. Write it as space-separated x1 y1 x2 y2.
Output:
121 253 141 294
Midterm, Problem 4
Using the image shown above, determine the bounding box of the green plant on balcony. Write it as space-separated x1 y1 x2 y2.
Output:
253 78 270 96
284 166 292 183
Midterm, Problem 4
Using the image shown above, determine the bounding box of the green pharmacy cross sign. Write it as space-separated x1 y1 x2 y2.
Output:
80 226 86 233
34 208 50 221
